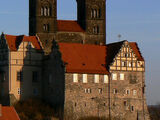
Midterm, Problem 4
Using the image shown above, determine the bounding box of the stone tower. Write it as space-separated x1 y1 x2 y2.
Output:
29 0 107 53
77 0 106 44
29 0 57 53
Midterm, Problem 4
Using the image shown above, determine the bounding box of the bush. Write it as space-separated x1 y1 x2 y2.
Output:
14 99 55 120
148 105 160 120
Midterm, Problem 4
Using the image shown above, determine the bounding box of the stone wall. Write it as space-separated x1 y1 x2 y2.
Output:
64 73 109 119
56 32 85 44
109 71 150 120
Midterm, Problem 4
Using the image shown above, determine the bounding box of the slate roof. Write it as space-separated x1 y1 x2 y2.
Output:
57 20 84 33
0 106 20 120
4 34 42 51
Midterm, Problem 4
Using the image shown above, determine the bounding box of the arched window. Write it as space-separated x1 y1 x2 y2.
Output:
93 9 97 18
97 9 101 18
41 7 44 16
91 8 101 18
93 26 99 34
43 24 50 31
91 9 93 18
43 24 46 31
48 7 51 16
47 24 49 31
44 7 48 16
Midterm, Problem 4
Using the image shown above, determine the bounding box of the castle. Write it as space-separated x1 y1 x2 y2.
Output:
0 0 150 120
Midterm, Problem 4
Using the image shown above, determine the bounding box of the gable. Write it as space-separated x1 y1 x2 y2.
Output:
109 41 145 72
4 34 42 51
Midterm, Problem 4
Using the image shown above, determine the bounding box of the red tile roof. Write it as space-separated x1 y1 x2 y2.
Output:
4 34 42 51
58 41 144 74
57 20 85 32
0 106 20 120
58 43 109 74
129 42 144 61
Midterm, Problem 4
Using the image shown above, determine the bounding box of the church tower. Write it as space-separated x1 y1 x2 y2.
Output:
29 0 57 53
77 0 106 45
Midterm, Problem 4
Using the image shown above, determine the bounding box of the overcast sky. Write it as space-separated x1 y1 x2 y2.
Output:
0 0 160 105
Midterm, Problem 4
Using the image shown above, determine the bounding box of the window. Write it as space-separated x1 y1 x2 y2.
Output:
91 9 93 18
120 73 124 80
84 88 87 93
73 74 78 83
85 103 87 107
113 89 118 94
99 88 102 94
43 24 49 31
83 74 87 83
41 7 44 16
18 88 21 95
44 7 47 16
43 24 46 31
33 88 38 96
124 101 127 106
142 87 145 94
0 72 5 82
104 103 106 106
17 71 23 82
88 88 91 93
122 61 126 67
84 88 91 93
129 74 137 84
112 73 117 80
94 74 99 83
133 90 137 95
128 61 132 67
131 106 134 112
49 74 52 84
93 26 99 34
126 89 130 95
104 75 108 83
42 6 51 16
75 102 77 107
91 9 100 18
47 7 50 16
94 9 97 18
32 71 38 82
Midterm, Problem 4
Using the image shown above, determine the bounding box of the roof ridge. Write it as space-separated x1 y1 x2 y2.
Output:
59 42 106 47
107 40 126 46
57 20 77 22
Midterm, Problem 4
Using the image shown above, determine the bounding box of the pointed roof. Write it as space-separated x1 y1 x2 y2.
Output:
57 20 85 33
4 34 42 51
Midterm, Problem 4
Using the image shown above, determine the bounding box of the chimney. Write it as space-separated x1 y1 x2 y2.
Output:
0 104 2 117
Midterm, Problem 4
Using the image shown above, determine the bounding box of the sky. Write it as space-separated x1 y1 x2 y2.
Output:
0 0 160 105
